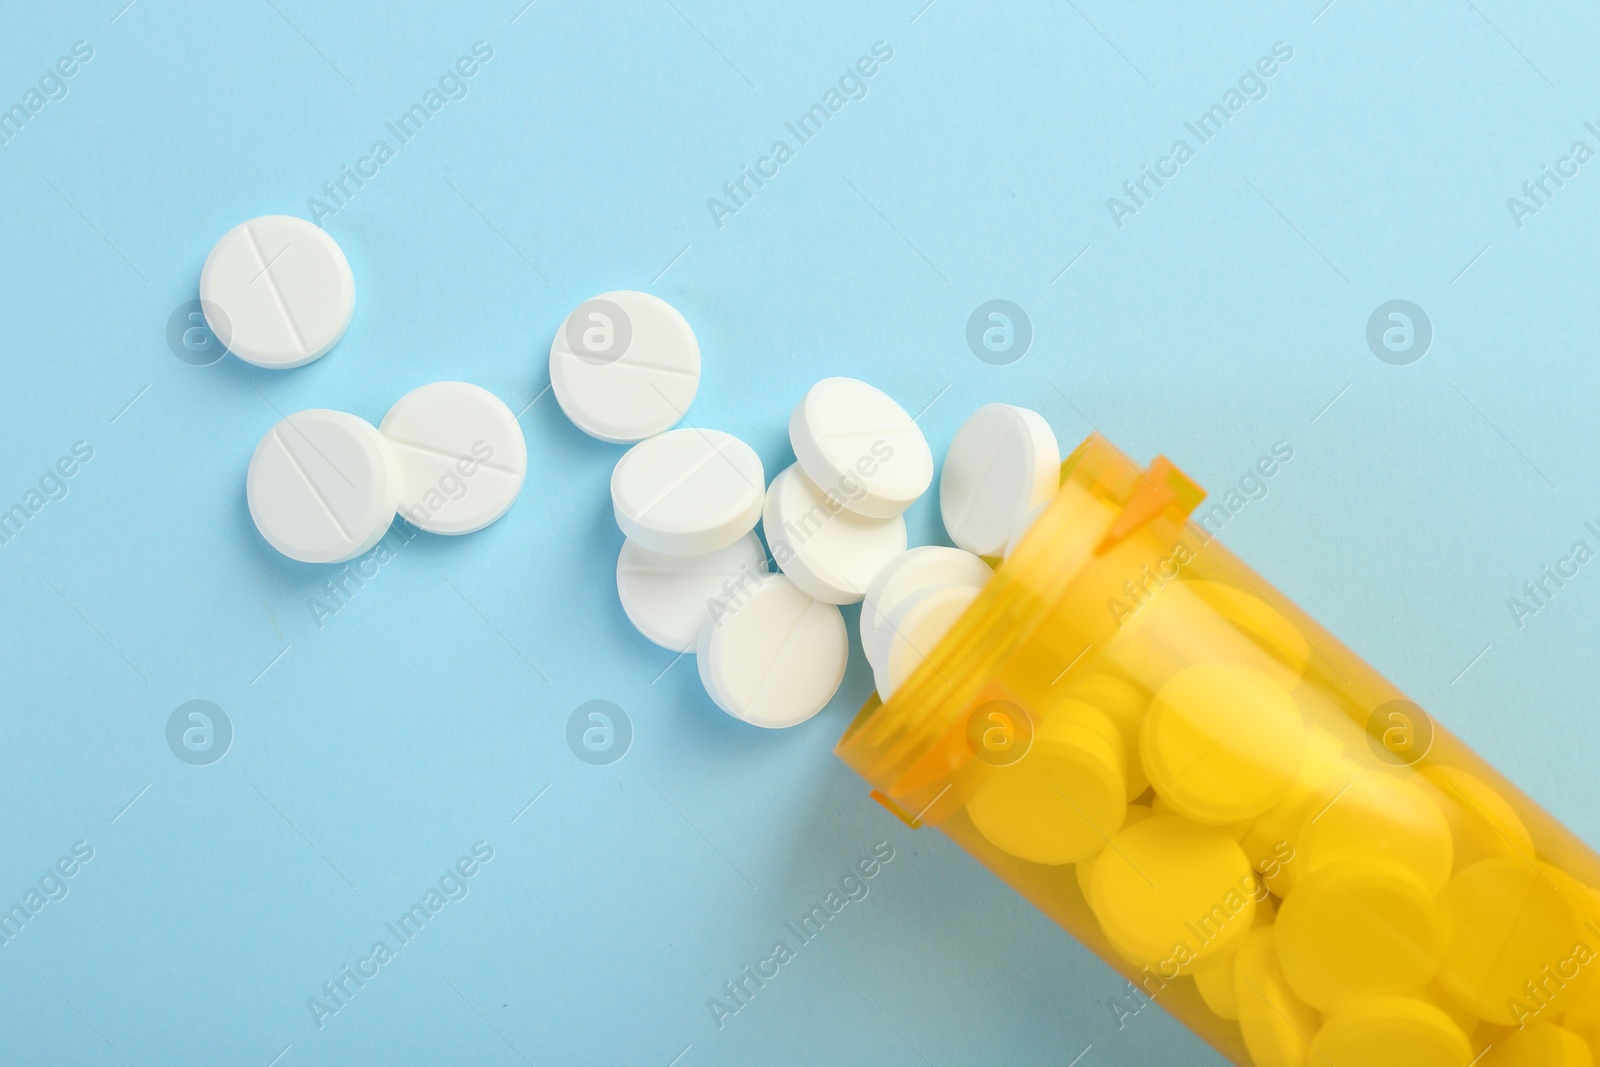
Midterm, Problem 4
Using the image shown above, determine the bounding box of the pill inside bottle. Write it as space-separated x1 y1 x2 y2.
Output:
836 433 1600 1067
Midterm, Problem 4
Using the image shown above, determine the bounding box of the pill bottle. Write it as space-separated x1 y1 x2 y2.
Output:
836 433 1600 1067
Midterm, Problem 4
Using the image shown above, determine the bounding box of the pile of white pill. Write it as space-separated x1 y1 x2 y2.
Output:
246 381 527 563
548 293 1062 729
206 213 1063 722
200 217 531 562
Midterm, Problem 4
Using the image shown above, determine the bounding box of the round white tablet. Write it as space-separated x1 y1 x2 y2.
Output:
762 464 907 605
877 583 980 700
940 404 1060 556
200 215 355 369
860 547 992 678
246 409 399 564
549 290 700 443
379 382 527 535
696 574 848 728
788 377 933 519
617 533 769 652
611 428 763 556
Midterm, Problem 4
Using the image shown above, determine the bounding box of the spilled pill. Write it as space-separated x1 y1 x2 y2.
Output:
549 290 700 443
201 215 354 369
611 428 763 556
763 463 906 605
246 409 398 564
788 377 933 519
939 403 1059 556
379 381 526 535
696 574 848 729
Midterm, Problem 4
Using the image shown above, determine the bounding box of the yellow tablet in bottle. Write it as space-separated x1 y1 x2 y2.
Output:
1296 770 1453 894
1275 859 1446 1013
966 717 1126 865
1234 925 1320 1067
1311 996 1471 1067
1436 858 1585 1025
1140 661 1307 825
1090 815 1256 968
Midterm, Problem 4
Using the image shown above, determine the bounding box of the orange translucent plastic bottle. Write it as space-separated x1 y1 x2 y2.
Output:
836 434 1600 1067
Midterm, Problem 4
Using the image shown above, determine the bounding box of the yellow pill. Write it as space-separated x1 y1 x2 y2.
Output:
1419 765 1535 874
1296 770 1453 894
1091 815 1257 968
1483 1022 1595 1066
1077 802 1150 911
1193 896 1277 1021
1275 859 1446 1013
1437 858 1585 1025
966 716 1125 865
1234 925 1320 1067
1311 997 1472 1067
1140 661 1307 825
1063 671 1150 800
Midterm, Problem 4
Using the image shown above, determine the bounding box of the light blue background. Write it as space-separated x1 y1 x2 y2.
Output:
1 1 1597 1064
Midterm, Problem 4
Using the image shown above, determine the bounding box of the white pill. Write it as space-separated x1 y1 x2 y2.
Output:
788 377 933 518
860 546 992 678
377 382 527 535
762 464 906 605
200 215 355 369
696 574 848 728
877 584 980 700
616 533 769 652
246 409 399 564
549 290 700 443
611 428 763 556
940 404 1060 556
